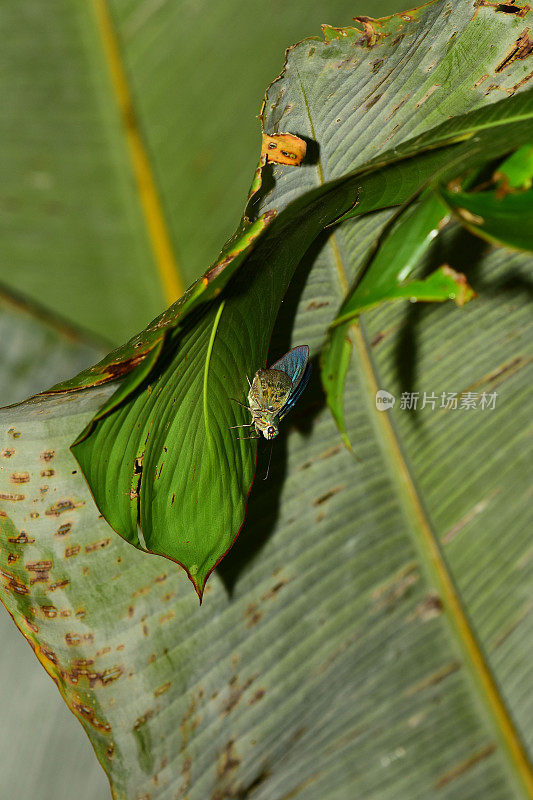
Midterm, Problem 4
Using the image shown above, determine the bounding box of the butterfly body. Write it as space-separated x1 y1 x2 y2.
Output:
238 345 311 440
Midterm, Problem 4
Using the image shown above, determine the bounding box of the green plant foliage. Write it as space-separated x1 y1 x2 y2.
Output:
0 1 167 343
67 2 533 597
0 228 531 800
1 2 533 798
0 290 107 408
437 183 533 252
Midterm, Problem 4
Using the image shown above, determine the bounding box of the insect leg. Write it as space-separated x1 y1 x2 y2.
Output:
229 422 254 429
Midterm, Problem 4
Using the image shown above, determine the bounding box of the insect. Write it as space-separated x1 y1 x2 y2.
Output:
231 345 311 441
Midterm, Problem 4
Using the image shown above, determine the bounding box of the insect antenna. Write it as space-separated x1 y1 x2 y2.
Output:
229 422 254 429
230 397 252 410
264 440 274 480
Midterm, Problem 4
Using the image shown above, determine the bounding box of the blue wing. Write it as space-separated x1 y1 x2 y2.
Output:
270 345 309 392
279 362 311 420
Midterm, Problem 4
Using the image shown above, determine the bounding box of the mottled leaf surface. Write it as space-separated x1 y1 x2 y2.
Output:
1 232 532 799
71 4 533 594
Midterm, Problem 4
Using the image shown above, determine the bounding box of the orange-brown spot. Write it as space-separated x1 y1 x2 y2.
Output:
248 689 266 705
48 578 70 592
0 448 16 458
0 568 29 595
72 698 111 732
435 744 496 788
64 545 81 558
409 593 444 622
7 530 35 545
313 484 346 506
55 523 72 537
221 674 257 716
25 560 53 584
7 553 19 564
159 610 175 625
133 709 154 730
40 605 58 618
9 472 30 484
7 428 21 439
23 615 39 634
162 591 177 603
261 579 288 602
40 469 55 478
154 681 172 697
40 450 55 462
405 661 461 697
496 28 533 72
46 499 85 516
261 133 307 166
0 491 25 502
85 538 111 554
244 603 263 628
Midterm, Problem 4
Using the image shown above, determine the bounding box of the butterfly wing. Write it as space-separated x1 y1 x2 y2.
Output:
269 346 311 421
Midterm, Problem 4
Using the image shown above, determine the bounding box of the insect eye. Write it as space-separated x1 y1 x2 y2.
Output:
267 426 275 437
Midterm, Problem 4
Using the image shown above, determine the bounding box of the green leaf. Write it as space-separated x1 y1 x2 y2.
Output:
321 190 477 446
0 289 106 408
66 5 533 598
437 184 533 252
1 232 532 800
495 144 533 191
0 0 169 342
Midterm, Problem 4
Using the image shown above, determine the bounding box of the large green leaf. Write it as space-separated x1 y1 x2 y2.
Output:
0 293 110 796
106 0 408 286
0 0 168 342
1 3 533 797
68 3 533 597
1 230 532 799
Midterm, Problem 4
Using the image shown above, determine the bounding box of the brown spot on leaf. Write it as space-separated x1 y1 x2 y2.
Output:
25 560 53 585
0 568 29 595
40 469 55 478
496 27 533 72
40 605 57 618
222 674 257 716
159 611 175 625
40 450 55 462
313 485 346 506
46 499 85 516
64 545 81 558
0 448 16 458
244 603 263 628
9 472 30 484
7 530 35 545
248 689 266 705
261 579 288 602
7 428 21 439
85 538 111 554
73 698 111 732
55 523 72 537
435 744 496 788
409 593 444 622
373 563 419 611
0 491 25 502
405 661 461 697
154 681 172 697
133 709 155 730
